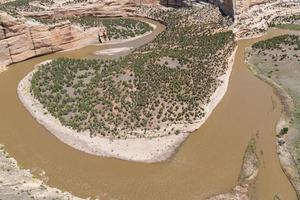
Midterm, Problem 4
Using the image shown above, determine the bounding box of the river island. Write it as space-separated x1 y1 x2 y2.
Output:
0 0 300 199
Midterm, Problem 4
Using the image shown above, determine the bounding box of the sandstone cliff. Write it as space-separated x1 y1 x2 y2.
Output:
1 0 299 70
233 0 300 39
234 0 269 14
0 0 161 70
0 12 105 70
20 0 156 19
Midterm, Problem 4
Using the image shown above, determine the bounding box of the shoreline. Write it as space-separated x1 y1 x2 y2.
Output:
246 46 300 198
233 1 300 40
206 26 300 199
17 44 237 163
1 3 299 199
206 138 259 200
93 47 133 56
0 144 84 200
96 18 158 46
0 15 158 72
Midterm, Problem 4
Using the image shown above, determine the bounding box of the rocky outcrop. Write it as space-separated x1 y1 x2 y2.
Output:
233 0 300 39
234 0 268 14
0 12 105 70
0 0 161 71
0 0 13 3
20 0 140 19
16 0 160 19
0 145 84 200
131 0 159 4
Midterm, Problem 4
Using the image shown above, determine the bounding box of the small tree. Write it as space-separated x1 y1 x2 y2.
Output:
281 127 289 135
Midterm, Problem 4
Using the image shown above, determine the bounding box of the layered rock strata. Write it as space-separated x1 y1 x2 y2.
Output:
19 0 159 19
0 12 105 70
233 0 300 39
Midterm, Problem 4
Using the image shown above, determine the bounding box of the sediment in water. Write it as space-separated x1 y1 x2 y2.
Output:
207 138 259 200
17 43 238 163
246 43 300 198
0 144 83 200
0 9 298 200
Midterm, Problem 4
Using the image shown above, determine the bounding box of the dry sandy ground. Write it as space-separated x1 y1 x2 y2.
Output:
17 46 237 163
94 47 133 56
246 38 300 197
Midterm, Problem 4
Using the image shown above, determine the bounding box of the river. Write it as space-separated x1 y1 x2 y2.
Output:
0 18 297 199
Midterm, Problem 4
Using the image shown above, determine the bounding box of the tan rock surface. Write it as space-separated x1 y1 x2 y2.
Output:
233 0 300 39
0 12 105 69
21 0 140 19
0 145 85 200
30 24 53 55
0 0 160 70
234 0 268 14
0 39 11 67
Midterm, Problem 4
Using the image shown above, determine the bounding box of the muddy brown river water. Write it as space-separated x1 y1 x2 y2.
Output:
0 17 298 199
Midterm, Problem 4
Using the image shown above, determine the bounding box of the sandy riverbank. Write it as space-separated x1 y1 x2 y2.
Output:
93 47 133 56
96 19 158 46
245 34 300 198
247 60 300 198
206 138 259 200
60 19 157 54
17 43 237 163
0 144 84 200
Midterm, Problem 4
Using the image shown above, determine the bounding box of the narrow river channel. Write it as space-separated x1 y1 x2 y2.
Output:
0 17 297 199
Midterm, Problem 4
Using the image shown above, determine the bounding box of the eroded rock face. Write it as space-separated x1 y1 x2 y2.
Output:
0 12 105 69
217 0 271 17
0 0 12 3
233 0 300 39
131 0 159 4
21 0 140 19
0 0 157 70
0 145 84 200
234 0 268 14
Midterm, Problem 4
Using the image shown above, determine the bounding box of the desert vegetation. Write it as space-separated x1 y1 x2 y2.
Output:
30 7 235 139
248 34 300 173
100 18 153 40
252 34 300 51
32 16 153 40
270 15 300 30
0 0 52 16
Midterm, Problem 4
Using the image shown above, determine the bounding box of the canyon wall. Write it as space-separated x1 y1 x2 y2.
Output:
212 0 270 17
233 0 300 38
21 0 140 19
0 12 105 69
234 0 269 15
0 0 299 70
130 0 159 4
0 0 143 70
